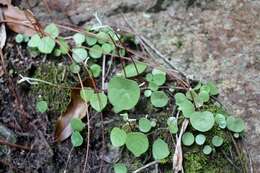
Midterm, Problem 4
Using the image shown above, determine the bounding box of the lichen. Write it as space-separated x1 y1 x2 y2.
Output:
30 63 72 113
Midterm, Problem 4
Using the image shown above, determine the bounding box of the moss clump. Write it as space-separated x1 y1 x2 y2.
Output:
30 63 72 113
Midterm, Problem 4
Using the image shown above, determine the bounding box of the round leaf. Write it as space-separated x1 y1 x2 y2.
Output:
15 34 23 43
108 77 140 112
71 131 83 147
190 111 215 132
89 45 103 59
212 136 223 147
36 100 48 113
90 92 107 112
150 91 169 108
226 116 245 133
86 36 97 46
152 138 170 160
114 163 127 173
97 32 110 44
126 132 149 157
70 118 85 131
121 62 147 78
69 63 80 74
28 34 41 48
174 93 187 105
144 90 152 97
44 23 59 38
72 48 88 63
90 64 101 78
73 33 85 45
80 88 94 102
138 118 152 133
203 145 212 155
38 37 55 54
167 117 178 134
195 134 206 145
102 43 114 54
215 114 226 129
152 73 166 86
179 100 195 118
182 132 194 146
110 127 127 147
197 90 209 102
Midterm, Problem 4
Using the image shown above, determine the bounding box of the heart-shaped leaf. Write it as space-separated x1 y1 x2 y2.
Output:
125 132 149 157
152 138 170 160
108 77 140 112
190 111 214 132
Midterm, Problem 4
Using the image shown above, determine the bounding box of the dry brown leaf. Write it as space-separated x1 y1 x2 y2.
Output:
1 3 37 36
54 77 94 142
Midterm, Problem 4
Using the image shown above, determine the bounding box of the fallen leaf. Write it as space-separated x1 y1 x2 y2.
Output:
54 77 94 142
0 2 37 36
0 8 6 49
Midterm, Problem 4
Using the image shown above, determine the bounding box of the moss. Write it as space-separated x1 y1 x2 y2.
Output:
183 147 236 173
30 63 72 113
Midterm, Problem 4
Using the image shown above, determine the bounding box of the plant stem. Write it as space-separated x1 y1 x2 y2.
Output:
133 160 158 173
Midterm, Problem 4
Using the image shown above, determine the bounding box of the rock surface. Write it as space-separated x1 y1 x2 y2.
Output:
23 0 260 171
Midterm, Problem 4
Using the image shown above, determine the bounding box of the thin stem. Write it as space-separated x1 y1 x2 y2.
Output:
133 161 158 173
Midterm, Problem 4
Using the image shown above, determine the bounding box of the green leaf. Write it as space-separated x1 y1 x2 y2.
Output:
85 35 97 46
212 135 223 147
215 114 226 129
36 100 48 113
71 131 83 147
70 118 85 131
190 111 215 132
90 64 101 78
69 63 81 74
167 117 178 134
174 93 187 105
186 89 197 100
195 134 206 145
108 77 140 112
126 132 149 157
152 73 166 86
152 138 170 160
182 132 194 146
203 145 212 155
23 35 29 42
110 127 127 147
73 33 85 46
54 49 61 57
207 82 219 95
138 118 152 133
44 23 59 38
226 116 245 133
197 90 210 102
97 32 110 44
152 69 166 76
89 45 103 59
57 37 69 54
121 62 147 78
28 34 41 48
72 48 88 63
114 163 127 173
148 82 159 91
144 90 152 97
102 43 114 54
145 73 153 82
90 92 107 112
80 88 94 102
150 91 169 108
15 34 24 43
178 100 195 118
38 37 55 54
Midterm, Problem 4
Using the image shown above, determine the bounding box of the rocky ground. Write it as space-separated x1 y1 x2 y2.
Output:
16 0 260 172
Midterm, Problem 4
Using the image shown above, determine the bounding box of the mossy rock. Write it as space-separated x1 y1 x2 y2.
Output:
30 63 73 113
